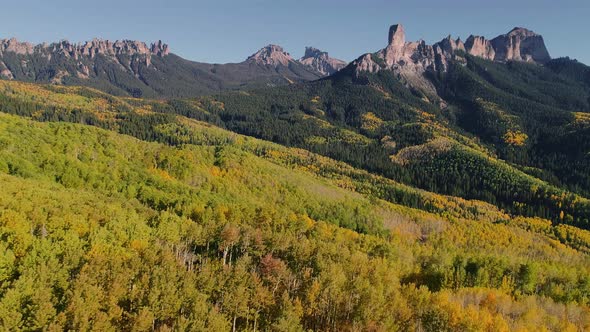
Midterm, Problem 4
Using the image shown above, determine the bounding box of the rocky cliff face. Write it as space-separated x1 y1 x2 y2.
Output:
351 24 459 100
298 47 347 75
246 45 294 66
0 37 170 81
464 36 495 60
351 24 552 101
353 24 551 74
0 38 35 55
0 38 168 60
463 28 550 63
245 44 346 78
489 27 550 63
354 24 472 77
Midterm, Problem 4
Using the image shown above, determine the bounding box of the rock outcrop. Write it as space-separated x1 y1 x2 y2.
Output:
0 37 169 65
0 38 34 55
0 61 13 79
489 27 550 63
0 37 171 82
362 23 468 75
351 24 454 99
246 45 294 66
388 24 406 51
297 47 347 75
150 40 170 57
352 24 552 100
436 35 466 56
464 35 495 60
245 44 346 77
353 24 551 73
463 28 550 63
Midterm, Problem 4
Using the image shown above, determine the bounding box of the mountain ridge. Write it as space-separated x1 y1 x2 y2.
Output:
0 37 345 97
0 25 561 99
349 23 552 102
298 46 347 75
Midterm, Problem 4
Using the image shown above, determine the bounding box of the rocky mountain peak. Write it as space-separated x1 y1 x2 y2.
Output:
352 23 554 105
354 24 552 77
0 38 35 55
436 35 466 55
0 37 171 83
388 24 406 49
298 46 347 76
303 47 325 58
1 37 170 60
490 27 550 63
349 23 446 101
465 35 496 59
507 27 539 38
247 44 294 66
150 40 169 56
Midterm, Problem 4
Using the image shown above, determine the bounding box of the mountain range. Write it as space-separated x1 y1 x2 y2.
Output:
1 22 590 331
0 37 345 97
351 24 552 103
0 24 556 99
2 23 588 224
168 24 590 228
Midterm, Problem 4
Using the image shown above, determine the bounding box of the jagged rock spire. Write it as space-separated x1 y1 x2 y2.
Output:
388 24 406 49
299 46 346 75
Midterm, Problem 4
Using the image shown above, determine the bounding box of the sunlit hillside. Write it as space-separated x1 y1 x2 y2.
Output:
0 81 589 330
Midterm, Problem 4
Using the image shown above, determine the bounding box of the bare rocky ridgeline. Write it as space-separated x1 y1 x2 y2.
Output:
246 44 347 76
0 37 169 58
298 47 347 75
353 23 551 74
352 23 551 102
0 25 553 97
0 37 170 81
0 36 337 96
0 37 344 84
490 27 550 63
246 44 294 66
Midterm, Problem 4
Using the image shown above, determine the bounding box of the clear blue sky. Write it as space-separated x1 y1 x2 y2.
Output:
2 0 589 65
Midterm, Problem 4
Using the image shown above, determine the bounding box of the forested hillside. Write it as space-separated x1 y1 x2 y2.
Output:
0 81 589 330
161 56 590 229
